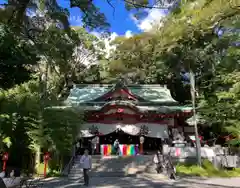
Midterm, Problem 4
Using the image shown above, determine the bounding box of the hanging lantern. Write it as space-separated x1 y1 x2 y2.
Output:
140 136 145 144
2 152 8 161
44 152 50 161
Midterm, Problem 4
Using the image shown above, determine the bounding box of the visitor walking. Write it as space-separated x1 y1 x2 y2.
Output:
113 139 120 155
153 150 163 174
135 144 139 155
80 149 92 187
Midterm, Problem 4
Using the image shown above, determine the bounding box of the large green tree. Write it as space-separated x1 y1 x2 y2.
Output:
108 0 239 139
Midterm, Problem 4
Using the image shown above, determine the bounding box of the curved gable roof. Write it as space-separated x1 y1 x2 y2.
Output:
64 84 112 106
64 83 178 106
129 85 177 104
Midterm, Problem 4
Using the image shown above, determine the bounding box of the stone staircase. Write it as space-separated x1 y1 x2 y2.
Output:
68 155 161 179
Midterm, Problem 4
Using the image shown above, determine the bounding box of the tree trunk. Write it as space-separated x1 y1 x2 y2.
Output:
35 146 41 173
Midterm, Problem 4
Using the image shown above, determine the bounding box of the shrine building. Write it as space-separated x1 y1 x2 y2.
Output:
63 81 195 155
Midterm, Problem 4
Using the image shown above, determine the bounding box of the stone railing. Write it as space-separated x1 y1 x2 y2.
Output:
162 145 240 168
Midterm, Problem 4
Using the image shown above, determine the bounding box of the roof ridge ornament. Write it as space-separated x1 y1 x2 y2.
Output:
115 77 126 88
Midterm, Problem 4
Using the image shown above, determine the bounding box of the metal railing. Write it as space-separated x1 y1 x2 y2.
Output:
61 156 75 176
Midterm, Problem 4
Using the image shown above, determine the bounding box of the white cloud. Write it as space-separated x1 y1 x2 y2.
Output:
125 30 133 38
131 9 167 31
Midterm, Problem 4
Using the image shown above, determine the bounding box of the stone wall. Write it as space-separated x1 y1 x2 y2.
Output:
162 145 240 168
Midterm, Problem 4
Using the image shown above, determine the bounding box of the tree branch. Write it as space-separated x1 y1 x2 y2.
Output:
106 0 116 17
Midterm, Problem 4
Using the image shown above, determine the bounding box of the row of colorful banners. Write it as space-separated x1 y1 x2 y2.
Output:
101 144 138 156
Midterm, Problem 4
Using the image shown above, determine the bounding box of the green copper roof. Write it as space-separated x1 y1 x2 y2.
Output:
64 83 178 106
129 85 177 104
64 85 112 106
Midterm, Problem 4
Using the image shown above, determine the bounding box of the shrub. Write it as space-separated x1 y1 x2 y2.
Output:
176 159 240 177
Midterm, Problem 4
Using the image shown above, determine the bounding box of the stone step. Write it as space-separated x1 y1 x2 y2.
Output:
91 171 136 177
70 169 83 173
69 166 157 175
70 155 159 177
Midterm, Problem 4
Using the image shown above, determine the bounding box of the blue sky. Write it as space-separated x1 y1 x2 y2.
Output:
0 0 167 36
58 0 167 36
58 0 141 35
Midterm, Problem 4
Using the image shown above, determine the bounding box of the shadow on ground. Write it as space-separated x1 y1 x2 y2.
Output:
41 156 240 188
39 176 240 188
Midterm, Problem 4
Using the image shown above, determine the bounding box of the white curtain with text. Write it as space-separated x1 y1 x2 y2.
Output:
79 123 169 138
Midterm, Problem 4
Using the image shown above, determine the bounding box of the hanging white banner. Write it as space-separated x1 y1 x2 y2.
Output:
79 123 169 138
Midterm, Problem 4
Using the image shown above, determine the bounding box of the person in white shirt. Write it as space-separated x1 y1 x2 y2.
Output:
153 150 163 174
80 149 92 186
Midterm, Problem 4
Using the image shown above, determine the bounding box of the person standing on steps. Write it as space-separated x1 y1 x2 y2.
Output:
80 149 92 187
113 139 120 156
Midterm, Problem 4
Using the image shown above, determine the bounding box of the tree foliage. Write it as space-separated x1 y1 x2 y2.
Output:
108 0 240 141
0 0 239 172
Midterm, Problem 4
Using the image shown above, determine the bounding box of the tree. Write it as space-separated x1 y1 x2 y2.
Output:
0 78 83 171
107 0 239 148
0 24 39 89
1 0 186 173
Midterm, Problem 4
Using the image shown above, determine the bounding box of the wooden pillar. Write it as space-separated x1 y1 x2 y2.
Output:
96 143 99 154
140 144 143 154
96 136 100 154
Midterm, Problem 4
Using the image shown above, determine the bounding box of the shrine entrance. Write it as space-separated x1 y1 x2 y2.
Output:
99 129 139 145
76 130 164 156
99 130 163 153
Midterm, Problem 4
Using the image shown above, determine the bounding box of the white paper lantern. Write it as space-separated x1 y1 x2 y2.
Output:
140 136 145 144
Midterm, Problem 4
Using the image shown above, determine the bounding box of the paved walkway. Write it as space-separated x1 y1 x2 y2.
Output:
40 175 240 188
179 177 240 188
